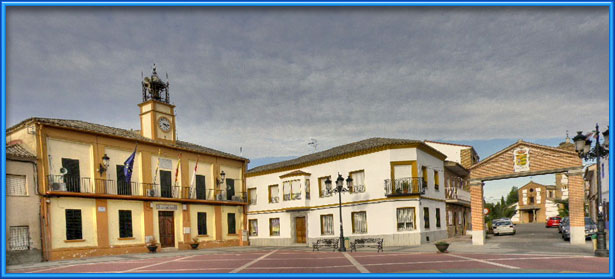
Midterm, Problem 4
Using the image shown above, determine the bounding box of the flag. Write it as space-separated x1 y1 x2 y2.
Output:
175 153 182 186
123 145 137 183
152 149 161 183
190 156 200 198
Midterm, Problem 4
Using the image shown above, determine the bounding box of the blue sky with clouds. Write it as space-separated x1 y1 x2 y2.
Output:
6 7 610 200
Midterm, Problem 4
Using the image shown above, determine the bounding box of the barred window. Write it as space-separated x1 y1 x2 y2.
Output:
352 211 367 234
320 214 334 235
397 208 415 231
9 226 29 250
249 219 258 236
65 209 82 240
423 207 430 229
228 213 236 234
7 174 27 196
119 210 133 238
436 208 441 228
198 212 207 235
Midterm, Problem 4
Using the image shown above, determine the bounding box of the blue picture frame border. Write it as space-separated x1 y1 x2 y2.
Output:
0 1 613 278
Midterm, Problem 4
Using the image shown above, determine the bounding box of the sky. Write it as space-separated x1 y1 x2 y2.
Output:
5 7 610 200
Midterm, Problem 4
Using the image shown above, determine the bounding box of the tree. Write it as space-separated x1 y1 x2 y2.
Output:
506 186 519 205
555 198 569 217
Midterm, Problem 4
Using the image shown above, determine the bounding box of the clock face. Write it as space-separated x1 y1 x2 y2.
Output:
158 117 171 132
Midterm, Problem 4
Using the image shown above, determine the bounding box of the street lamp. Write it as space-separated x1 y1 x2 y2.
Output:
325 174 353 252
572 124 609 257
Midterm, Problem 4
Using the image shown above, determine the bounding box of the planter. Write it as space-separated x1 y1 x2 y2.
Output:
147 245 158 253
435 243 449 253
190 243 199 250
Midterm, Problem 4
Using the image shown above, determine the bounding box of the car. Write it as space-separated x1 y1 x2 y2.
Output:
562 217 597 241
558 217 569 233
494 220 516 236
546 217 562 228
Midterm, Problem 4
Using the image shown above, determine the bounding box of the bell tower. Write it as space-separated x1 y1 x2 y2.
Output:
138 64 176 143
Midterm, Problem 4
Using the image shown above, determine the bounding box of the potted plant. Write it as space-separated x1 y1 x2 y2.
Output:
435 241 449 253
146 237 158 253
190 237 200 250
401 181 410 194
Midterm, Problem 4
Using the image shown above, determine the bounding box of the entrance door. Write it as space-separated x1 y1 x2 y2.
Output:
116 165 131 195
160 170 172 198
196 175 206 200
295 217 306 243
226 178 235 200
158 211 175 247
528 211 534 223
62 158 81 192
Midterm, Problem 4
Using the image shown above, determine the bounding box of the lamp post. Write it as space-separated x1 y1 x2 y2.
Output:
98 154 110 175
572 124 609 257
325 174 353 252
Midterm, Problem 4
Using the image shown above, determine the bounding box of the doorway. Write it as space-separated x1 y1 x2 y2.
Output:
295 217 306 243
528 211 534 223
158 211 175 248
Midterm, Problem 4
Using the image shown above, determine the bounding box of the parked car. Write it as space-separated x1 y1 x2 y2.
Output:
562 217 597 241
546 217 562 228
558 217 569 233
494 220 516 236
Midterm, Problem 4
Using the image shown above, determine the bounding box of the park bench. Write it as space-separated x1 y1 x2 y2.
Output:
350 238 384 252
312 238 340 251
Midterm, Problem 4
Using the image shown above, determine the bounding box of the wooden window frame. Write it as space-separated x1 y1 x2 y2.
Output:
318 176 331 198
320 214 334 235
423 207 430 229
422 166 428 189
118 210 133 238
248 188 257 205
227 213 236 235
435 208 441 228
434 170 440 191
351 211 368 234
269 218 280 236
248 219 258 236
268 184 279 203
396 207 416 231
348 170 365 193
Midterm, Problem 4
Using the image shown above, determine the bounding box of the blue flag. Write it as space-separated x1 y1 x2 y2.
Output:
124 146 137 183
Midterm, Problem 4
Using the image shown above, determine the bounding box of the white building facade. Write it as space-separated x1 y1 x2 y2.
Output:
245 138 449 247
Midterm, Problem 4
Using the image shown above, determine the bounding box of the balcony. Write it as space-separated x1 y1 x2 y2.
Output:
47 175 247 204
350 184 366 193
384 177 426 196
445 186 471 205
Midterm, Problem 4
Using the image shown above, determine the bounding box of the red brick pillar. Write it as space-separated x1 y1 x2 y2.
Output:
567 169 586 245
470 180 485 245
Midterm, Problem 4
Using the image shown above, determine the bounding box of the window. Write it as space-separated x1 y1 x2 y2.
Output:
268 185 279 203
283 180 301 200
9 226 29 250
7 174 27 196
422 166 428 188
320 214 334 235
397 208 415 231
197 212 207 235
119 210 133 238
305 179 311 200
352 211 367 234
349 170 366 193
196 175 206 200
248 188 257 205
319 176 332 197
228 213 236 234
116 165 131 195
423 207 430 229
436 208 441 228
434 170 439 191
249 219 258 236
270 218 280 236
65 209 83 240
448 210 453 225
529 197 535 204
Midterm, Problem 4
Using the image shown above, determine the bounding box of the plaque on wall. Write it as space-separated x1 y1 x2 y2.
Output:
513 147 530 172
156 204 178 210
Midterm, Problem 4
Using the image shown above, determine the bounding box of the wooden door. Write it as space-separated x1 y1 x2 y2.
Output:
160 170 172 198
62 158 80 192
226 178 235 200
528 211 534 223
295 217 306 243
196 175 206 200
158 211 175 247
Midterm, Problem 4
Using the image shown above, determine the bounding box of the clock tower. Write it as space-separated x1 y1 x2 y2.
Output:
138 64 176 143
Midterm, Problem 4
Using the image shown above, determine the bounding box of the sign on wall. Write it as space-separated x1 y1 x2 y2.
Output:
513 147 530 172
156 204 178 210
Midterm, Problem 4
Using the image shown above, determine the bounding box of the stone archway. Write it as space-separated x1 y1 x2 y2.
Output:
468 140 584 245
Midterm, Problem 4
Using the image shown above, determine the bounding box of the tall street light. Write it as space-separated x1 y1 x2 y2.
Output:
325 174 353 252
572 123 609 257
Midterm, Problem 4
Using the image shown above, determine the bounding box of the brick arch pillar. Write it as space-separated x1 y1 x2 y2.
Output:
567 168 586 245
470 180 485 245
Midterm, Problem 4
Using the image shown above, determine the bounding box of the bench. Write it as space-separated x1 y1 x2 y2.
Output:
312 238 340 252
350 238 384 252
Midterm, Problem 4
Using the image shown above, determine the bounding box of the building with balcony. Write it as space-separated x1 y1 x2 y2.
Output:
424 141 478 238
245 138 450 247
5 66 249 261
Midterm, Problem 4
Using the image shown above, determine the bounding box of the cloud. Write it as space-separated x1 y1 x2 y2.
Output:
6 7 609 158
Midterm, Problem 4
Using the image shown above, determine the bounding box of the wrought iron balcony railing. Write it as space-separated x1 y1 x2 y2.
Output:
384 177 426 196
